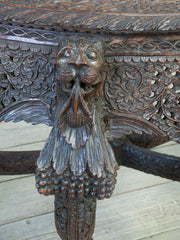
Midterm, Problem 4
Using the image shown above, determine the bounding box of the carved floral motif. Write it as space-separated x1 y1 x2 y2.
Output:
104 58 180 142
0 40 56 111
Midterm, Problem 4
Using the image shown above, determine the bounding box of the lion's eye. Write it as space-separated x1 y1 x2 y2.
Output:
59 48 73 58
87 50 97 60
64 48 72 58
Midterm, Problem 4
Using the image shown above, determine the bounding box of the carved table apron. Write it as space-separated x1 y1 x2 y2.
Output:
0 1 180 240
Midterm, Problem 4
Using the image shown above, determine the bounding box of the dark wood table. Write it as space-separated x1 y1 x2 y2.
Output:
0 1 180 239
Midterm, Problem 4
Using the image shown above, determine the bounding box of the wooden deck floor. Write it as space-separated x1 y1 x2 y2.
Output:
0 122 180 240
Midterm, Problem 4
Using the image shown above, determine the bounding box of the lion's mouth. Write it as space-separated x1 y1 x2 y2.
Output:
66 112 87 128
58 88 93 149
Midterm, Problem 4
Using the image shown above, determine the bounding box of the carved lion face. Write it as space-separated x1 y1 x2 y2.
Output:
37 38 118 180
56 38 104 95
56 38 104 149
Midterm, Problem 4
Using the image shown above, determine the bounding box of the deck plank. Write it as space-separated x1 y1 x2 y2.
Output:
94 181 180 240
0 175 32 183
0 121 51 151
140 228 180 240
11 228 180 240
0 181 179 240
0 166 169 225
0 175 54 225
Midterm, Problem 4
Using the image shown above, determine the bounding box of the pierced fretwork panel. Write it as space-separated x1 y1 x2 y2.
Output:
0 25 179 143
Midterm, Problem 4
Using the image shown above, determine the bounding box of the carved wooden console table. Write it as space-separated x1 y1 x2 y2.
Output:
0 1 180 239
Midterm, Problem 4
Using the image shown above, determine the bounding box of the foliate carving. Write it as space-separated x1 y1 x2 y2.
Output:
0 4 180 34
149 83 180 142
0 40 56 111
55 193 96 240
0 28 179 143
104 58 180 143
1 0 180 13
1 0 180 14
104 61 178 113
105 64 144 113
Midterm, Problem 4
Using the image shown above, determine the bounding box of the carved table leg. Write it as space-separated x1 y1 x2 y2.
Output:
55 193 96 240
34 36 119 240
36 165 117 240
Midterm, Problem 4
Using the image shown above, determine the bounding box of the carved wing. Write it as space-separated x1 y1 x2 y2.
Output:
0 99 54 126
0 31 58 126
103 36 180 145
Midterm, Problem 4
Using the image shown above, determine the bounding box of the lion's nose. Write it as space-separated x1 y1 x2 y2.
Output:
68 52 88 68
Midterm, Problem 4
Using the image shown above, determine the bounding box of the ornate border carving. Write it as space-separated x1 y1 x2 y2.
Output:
0 4 180 34
0 24 59 45
0 0 180 14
